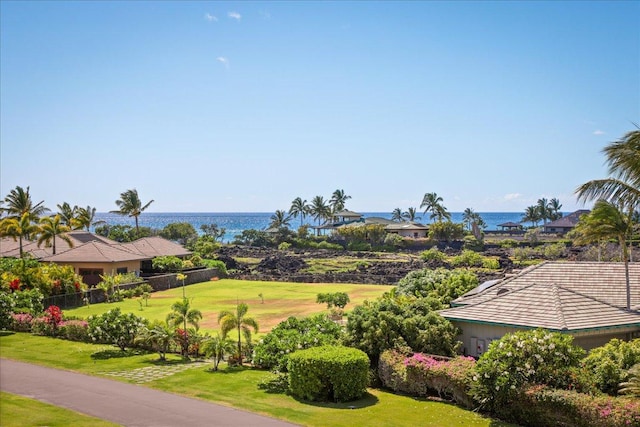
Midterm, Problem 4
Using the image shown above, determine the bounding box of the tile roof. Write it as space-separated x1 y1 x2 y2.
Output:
441 282 640 331
385 222 429 231
120 236 191 258
40 241 150 263
544 210 590 229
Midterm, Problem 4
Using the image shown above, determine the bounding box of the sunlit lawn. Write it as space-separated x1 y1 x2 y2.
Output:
0 334 514 427
66 279 392 332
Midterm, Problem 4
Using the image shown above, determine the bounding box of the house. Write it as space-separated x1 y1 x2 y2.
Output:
497 221 523 232
543 209 590 234
384 221 429 239
440 261 640 355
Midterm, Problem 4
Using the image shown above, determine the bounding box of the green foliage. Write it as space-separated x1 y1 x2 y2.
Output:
202 332 235 371
94 224 155 242
347 241 372 251
384 233 405 248
428 221 464 242
160 222 198 245
463 235 484 252
278 242 292 251
450 250 485 267
87 308 147 351
512 246 538 261
345 293 461 364
582 339 640 395
524 228 541 244
396 268 478 305
473 329 586 411
541 242 567 260
152 256 183 272
189 235 221 259
232 229 273 247
619 363 640 397
253 314 343 371
316 292 350 309
420 247 446 263
288 345 369 402
336 224 387 246
201 259 228 276
58 319 89 342
200 223 226 242
0 292 15 330
499 239 519 248
10 288 44 315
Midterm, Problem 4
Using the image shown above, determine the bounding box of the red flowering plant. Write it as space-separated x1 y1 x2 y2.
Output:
9 278 20 292
43 305 63 333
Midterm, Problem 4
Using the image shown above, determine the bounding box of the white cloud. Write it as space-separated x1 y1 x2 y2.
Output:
204 13 217 22
228 11 241 21
216 57 229 69
504 193 522 201
593 129 605 135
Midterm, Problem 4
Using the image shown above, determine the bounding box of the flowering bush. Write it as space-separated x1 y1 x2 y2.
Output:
10 288 44 315
59 319 89 342
10 312 33 332
253 314 343 371
472 329 586 412
582 338 640 395
0 292 15 330
88 308 147 350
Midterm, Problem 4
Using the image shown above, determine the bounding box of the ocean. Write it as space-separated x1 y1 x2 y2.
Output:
93 212 531 243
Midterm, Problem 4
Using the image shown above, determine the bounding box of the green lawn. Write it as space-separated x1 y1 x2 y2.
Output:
66 279 392 332
0 391 120 427
0 334 513 427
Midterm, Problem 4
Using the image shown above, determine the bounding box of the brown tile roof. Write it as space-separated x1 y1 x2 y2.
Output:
0 238 54 258
65 230 119 246
453 261 640 310
385 222 429 231
40 241 149 263
441 282 640 332
544 210 590 229
120 236 191 258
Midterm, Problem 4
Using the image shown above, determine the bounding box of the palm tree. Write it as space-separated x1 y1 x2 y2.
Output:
37 215 73 255
167 298 203 331
203 332 235 371
548 198 563 221
289 197 309 228
402 207 421 222
462 208 475 231
391 208 403 222
75 205 105 231
56 202 78 229
218 302 259 363
522 205 541 227
309 196 330 225
536 198 553 224
329 189 351 213
2 185 49 221
619 363 640 397
269 209 291 229
0 213 40 257
576 127 640 209
420 192 450 222
138 321 176 361
573 200 633 310
110 189 154 236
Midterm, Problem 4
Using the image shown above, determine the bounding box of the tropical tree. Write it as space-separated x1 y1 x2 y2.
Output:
576 127 640 210
420 192 450 222
56 202 78 229
391 208 403 222
548 198 563 220
462 208 486 232
202 332 235 371
138 320 176 361
309 196 330 225
573 200 634 310
110 189 154 236
330 189 351 213
37 215 73 255
522 205 541 227
619 363 640 397
218 302 259 363
0 213 40 256
76 205 104 231
269 210 291 229
167 297 203 357
402 207 421 222
2 186 49 221
536 198 553 224
289 197 309 228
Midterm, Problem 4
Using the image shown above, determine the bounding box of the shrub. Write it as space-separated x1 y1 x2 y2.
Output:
428 221 464 242
583 339 640 395
317 241 343 250
463 235 484 252
420 247 446 263
0 292 15 330
473 329 586 412
450 250 485 267
347 241 371 251
152 256 184 272
384 233 405 248
10 288 44 315
481 257 500 269
59 319 89 342
316 292 350 309
253 314 343 371
396 268 478 305
542 242 566 260
88 308 147 350
288 345 369 402
203 259 228 276
278 242 292 251
499 239 519 248
512 246 538 261
10 312 33 332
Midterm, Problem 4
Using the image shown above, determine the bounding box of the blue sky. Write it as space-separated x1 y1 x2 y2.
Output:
1 1 638 213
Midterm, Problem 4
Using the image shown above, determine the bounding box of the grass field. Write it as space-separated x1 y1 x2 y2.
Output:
0 334 514 427
66 279 392 332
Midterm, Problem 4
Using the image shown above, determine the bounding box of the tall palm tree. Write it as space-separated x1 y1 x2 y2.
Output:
329 189 351 213
218 302 259 363
289 197 309 228
576 127 640 209
269 209 291 229
167 297 203 331
110 189 154 236
619 363 640 397
573 200 633 310
56 202 78 229
536 198 552 224
462 208 475 231
76 205 105 231
391 208 403 222
0 213 40 257
522 205 541 227
309 195 330 225
37 215 73 254
420 192 450 222
2 185 49 221
548 198 563 221
403 207 420 222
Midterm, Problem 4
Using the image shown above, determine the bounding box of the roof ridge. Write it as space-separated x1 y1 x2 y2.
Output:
550 283 568 330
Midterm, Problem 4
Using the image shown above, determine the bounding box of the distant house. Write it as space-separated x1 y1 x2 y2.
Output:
312 210 364 236
1 232 191 286
543 210 590 234
440 261 640 355
497 221 523 232
384 221 429 239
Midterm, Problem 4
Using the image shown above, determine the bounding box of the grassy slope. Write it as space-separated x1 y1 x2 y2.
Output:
66 279 392 332
0 391 120 427
0 334 512 427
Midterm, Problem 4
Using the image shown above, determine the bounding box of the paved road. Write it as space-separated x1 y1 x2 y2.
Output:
0 359 298 427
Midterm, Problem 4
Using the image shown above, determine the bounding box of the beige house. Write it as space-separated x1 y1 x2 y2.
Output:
440 262 640 355
384 222 429 239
